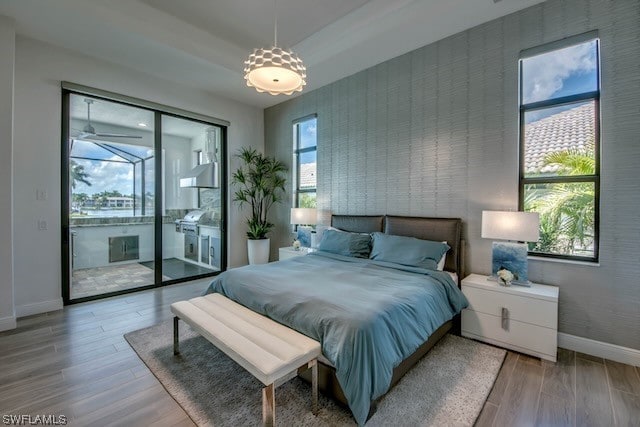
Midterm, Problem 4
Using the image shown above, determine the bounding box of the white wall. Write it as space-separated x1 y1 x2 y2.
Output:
0 16 15 331
12 36 263 317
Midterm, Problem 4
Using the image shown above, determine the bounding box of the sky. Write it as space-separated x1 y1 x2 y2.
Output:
71 140 154 196
74 158 134 196
299 118 317 153
522 39 598 123
298 118 317 167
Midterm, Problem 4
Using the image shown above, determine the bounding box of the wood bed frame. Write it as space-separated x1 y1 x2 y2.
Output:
300 214 465 416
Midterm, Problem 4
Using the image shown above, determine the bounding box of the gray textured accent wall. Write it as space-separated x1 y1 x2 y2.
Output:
265 0 640 350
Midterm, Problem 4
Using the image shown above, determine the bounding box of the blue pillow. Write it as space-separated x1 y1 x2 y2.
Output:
370 232 450 270
317 229 371 258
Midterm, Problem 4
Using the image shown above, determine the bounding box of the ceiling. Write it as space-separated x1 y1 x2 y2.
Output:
70 95 210 139
0 0 545 109
139 0 371 50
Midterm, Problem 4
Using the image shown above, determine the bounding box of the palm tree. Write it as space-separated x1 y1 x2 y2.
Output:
526 147 595 255
72 192 89 207
298 193 317 208
70 160 92 189
542 148 594 176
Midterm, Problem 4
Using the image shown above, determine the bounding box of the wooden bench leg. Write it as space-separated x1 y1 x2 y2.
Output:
173 316 180 355
262 383 275 427
310 359 318 415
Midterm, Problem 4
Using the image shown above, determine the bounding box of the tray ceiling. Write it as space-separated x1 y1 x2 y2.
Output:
0 0 545 108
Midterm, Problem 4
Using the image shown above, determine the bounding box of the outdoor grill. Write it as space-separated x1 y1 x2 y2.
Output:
175 210 212 236
175 210 212 262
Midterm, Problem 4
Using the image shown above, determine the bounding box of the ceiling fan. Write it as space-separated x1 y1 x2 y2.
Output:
73 98 142 139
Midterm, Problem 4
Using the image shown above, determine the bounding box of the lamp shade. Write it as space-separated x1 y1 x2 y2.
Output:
244 47 306 95
481 211 540 242
290 208 317 225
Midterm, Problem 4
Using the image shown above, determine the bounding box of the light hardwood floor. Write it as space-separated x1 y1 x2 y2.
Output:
476 347 640 426
1 281 639 426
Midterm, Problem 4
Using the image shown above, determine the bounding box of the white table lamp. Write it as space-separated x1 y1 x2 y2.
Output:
290 208 317 226
482 210 540 286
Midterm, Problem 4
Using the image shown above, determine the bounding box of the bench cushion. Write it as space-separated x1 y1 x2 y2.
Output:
171 293 320 386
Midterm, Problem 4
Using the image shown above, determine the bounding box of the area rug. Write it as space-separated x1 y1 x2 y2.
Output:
125 321 505 426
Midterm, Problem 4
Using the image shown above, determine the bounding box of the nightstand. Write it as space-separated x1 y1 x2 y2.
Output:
461 273 559 362
278 246 312 261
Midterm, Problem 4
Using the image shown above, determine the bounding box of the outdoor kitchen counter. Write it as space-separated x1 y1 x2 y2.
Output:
70 216 175 227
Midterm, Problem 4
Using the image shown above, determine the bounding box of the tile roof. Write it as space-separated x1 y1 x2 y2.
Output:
299 162 316 189
524 103 595 174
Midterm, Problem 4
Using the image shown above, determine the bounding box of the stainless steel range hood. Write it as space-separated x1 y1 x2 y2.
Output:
179 162 219 188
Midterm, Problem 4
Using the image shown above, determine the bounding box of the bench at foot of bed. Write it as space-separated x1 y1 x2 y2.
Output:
170 293 321 426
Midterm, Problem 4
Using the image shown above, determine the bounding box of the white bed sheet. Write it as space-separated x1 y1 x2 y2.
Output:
447 271 458 283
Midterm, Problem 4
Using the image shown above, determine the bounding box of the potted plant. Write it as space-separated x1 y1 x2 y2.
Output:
232 147 287 264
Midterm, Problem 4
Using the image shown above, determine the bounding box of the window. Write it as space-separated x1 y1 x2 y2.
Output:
519 33 600 261
293 115 317 208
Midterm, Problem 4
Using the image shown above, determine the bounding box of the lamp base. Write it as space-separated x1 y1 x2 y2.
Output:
491 241 530 285
296 226 314 248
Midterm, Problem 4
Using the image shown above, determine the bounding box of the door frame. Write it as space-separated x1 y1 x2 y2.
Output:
61 84 228 304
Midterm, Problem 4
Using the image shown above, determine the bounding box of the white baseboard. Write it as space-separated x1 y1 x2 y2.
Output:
559 332 640 367
0 315 17 331
15 298 63 318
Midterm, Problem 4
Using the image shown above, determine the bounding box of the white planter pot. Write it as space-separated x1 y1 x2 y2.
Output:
247 238 270 265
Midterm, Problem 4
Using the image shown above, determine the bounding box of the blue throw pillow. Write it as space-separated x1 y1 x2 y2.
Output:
317 229 371 258
370 232 450 270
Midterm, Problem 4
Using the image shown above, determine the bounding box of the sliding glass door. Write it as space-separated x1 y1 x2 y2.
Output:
62 87 226 303
159 115 223 281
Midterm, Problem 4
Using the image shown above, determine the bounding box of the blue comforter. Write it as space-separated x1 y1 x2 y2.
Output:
205 251 468 425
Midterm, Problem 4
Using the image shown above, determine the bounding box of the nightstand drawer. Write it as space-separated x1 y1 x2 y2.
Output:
462 309 557 360
463 285 557 329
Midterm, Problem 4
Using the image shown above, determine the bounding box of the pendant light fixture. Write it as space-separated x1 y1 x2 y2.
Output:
243 0 307 95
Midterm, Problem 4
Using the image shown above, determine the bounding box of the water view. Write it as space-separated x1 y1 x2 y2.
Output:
71 209 147 218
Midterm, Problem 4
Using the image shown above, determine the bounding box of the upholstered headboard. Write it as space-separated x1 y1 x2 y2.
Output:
331 215 384 233
384 216 462 276
331 214 464 280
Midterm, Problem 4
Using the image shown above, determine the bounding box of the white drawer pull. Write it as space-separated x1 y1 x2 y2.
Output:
501 307 509 330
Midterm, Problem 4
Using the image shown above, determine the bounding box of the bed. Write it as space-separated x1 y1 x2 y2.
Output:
205 215 467 424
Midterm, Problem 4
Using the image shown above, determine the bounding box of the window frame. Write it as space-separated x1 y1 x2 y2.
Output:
293 114 317 209
518 32 601 262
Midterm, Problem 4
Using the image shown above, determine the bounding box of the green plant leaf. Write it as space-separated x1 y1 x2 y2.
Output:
232 147 288 240
526 147 595 255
